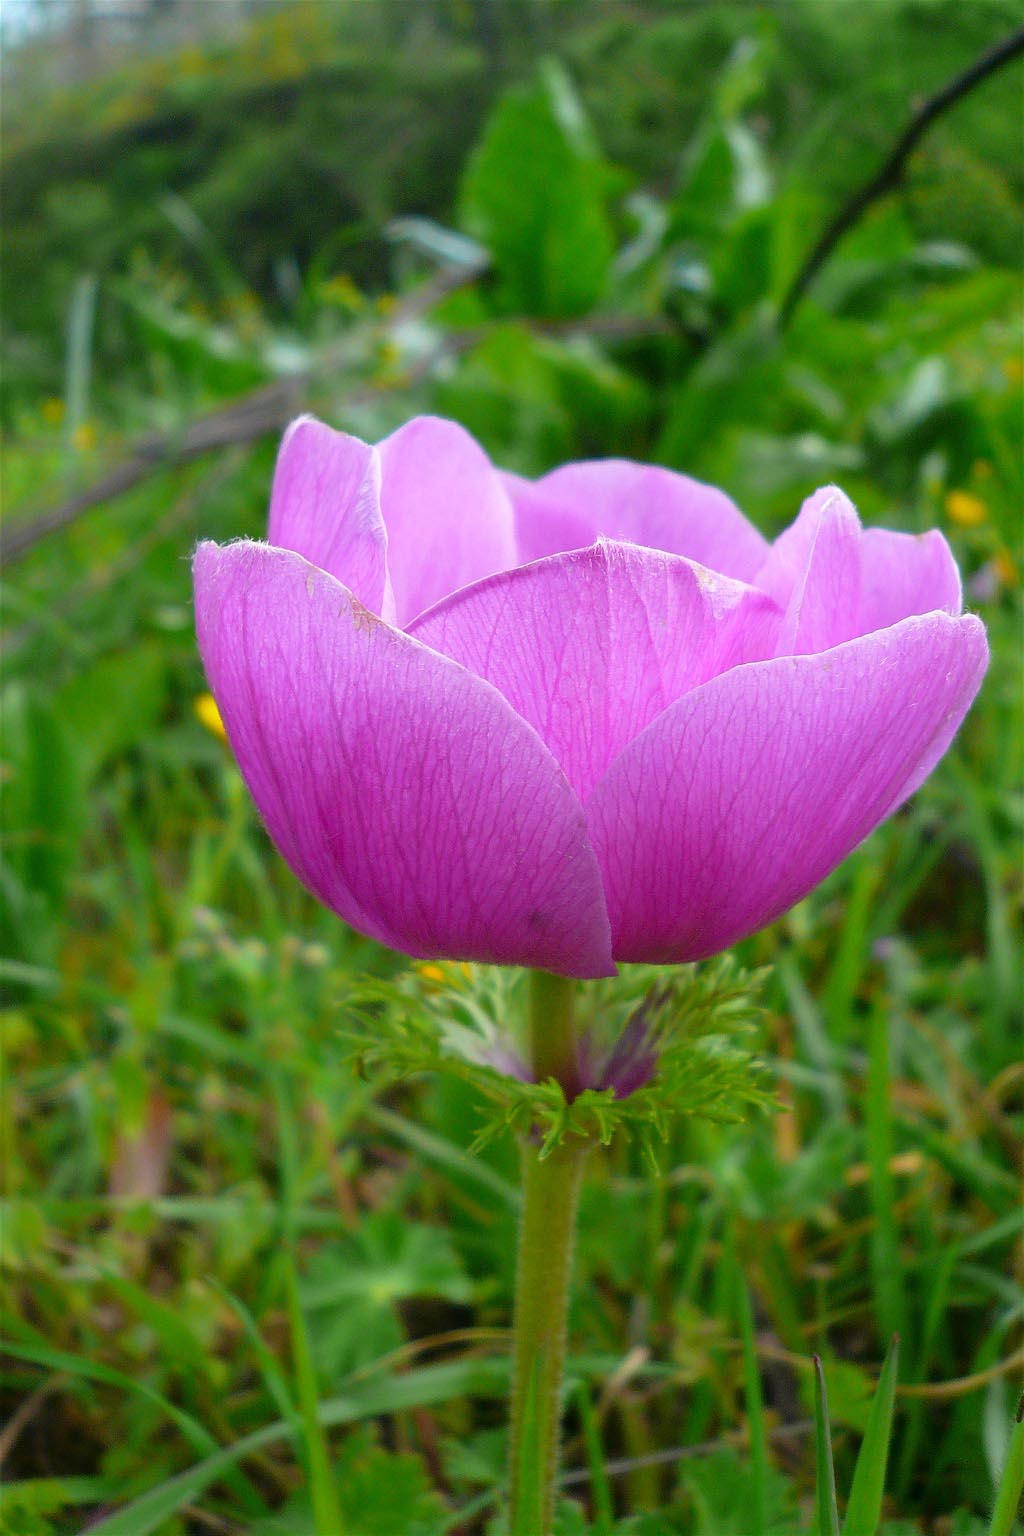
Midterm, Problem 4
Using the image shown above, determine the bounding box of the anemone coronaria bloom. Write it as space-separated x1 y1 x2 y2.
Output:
194 415 987 980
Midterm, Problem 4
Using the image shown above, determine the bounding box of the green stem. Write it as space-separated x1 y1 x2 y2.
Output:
508 1136 587 1535
528 969 579 1090
509 970 586 1533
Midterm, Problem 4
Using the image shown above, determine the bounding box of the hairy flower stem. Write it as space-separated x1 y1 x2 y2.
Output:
508 1136 587 1534
528 968 579 1091
508 971 587 1534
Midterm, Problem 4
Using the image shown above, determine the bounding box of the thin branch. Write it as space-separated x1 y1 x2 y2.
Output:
561 1418 814 1488
1 382 302 564
0 258 486 568
2 290 669 567
779 24 1024 328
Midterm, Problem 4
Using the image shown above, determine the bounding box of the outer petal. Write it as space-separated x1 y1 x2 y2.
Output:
194 540 614 977
754 486 863 655
377 416 518 625
501 459 769 582
410 540 780 801
267 416 392 617
587 612 988 963
860 527 963 629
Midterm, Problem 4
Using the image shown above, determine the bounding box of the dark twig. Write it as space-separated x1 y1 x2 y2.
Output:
2 282 670 568
779 25 1024 328
1 259 485 568
561 1417 814 1487
1 382 303 564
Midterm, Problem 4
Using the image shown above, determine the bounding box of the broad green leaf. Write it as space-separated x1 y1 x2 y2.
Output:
250 1428 448 1536
459 59 613 318
303 1207 473 1382
681 1445 792 1533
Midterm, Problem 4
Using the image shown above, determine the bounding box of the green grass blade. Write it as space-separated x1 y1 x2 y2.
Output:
777 953 845 1116
843 1335 900 1536
814 1356 841 1536
574 1379 614 1535
989 1395 1024 1536
823 853 880 1042
77 1356 510 1536
4 1340 266 1516
365 1102 519 1209
206 1277 300 1437
274 1073 345 1536
64 271 98 447
3 1478 122 1520
866 999 903 1342
733 1251 769 1535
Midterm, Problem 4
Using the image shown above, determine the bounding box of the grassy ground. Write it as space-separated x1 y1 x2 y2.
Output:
2 3 1022 1532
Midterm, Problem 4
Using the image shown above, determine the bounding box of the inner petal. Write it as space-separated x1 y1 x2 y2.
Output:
378 416 518 626
409 539 780 802
501 459 770 582
754 486 864 656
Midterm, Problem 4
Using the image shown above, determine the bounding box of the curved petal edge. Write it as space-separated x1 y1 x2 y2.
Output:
586 611 988 963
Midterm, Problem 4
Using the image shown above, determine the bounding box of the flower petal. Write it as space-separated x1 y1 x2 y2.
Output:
377 416 518 625
409 540 780 802
756 491 964 655
194 540 614 977
586 612 988 963
755 486 863 655
267 416 392 617
502 459 769 581
860 527 963 629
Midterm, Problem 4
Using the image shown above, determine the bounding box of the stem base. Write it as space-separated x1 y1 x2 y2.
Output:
508 1137 587 1535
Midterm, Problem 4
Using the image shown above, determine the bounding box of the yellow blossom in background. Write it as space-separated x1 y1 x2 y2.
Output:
72 422 98 452
994 546 1019 588
414 961 474 989
321 273 364 310
195 693 228 742
945 489 988 528
41 397 65 426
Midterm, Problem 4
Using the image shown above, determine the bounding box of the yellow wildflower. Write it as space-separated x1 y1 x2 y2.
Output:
994 546 1019 588
945 489 987 528
195 693 227 742
322 273 364 310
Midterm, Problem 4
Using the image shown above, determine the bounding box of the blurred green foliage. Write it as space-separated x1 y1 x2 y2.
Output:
1 1 1022 1533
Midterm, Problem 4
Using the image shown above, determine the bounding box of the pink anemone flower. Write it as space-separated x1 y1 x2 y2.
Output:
194 415 987 981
